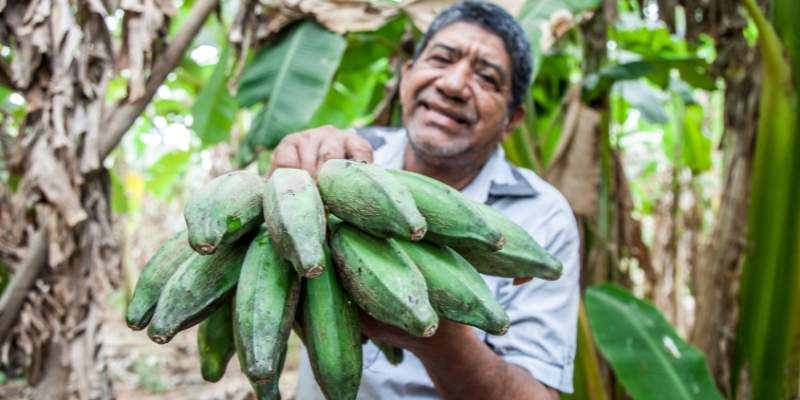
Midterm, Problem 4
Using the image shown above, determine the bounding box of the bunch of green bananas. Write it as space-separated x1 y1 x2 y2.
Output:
125 160 562 400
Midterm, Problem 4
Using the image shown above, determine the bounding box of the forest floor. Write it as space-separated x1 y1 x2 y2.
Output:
0 304 302 400
105 305 302 400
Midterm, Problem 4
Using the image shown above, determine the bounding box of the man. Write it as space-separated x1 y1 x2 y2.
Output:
272 2 580 398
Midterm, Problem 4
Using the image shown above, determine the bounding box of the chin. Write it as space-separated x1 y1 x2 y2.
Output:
407 127 472 160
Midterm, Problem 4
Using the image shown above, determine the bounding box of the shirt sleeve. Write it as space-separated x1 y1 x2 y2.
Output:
483 201 581 393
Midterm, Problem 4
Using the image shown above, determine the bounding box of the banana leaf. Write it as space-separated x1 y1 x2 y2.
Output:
191 42 237 147
585 283 723 400
237 20 346 155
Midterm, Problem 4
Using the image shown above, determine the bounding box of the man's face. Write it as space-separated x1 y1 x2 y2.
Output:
400 22 523 164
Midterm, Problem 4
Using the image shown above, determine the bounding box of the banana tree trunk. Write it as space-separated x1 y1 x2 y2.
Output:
0 1 218 398
689 2 760 394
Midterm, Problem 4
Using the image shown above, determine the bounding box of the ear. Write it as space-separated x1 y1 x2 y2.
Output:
401 59 414 77
398 60 414 98
501 106 526 140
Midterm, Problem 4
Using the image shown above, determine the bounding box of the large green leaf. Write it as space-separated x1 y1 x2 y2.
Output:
517 0 602 80
585 283 723 400
310 58 390 129
309 19 405 129
237 20 346 153
191 43 237 146
733 0 800 398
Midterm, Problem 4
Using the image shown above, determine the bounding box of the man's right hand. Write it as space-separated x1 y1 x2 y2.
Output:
269 125 374 177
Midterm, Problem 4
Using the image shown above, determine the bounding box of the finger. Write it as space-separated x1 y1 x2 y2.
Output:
297 134 322 175
270 142 300 175
513 277 534 286
315 136 347 176
345 134 374 163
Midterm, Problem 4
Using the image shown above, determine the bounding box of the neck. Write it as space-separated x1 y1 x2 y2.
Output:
402 143 492 190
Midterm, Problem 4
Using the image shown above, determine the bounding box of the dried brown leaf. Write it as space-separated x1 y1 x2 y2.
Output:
544 88 600 217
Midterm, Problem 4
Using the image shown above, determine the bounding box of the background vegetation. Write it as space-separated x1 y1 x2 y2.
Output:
0 0 797 399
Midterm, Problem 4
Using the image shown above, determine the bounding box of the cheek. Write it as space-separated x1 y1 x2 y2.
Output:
476 94 510 129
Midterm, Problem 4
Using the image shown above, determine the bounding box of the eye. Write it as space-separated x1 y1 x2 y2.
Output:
428 55 450 64
479 73 499 89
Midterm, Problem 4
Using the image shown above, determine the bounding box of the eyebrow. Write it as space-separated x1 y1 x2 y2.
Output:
429 43 508 84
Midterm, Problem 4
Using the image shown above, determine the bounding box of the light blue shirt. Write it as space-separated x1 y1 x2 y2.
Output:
296 127 581 398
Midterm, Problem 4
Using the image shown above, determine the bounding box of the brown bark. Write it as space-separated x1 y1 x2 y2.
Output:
0 1 218 399
689 1 761 395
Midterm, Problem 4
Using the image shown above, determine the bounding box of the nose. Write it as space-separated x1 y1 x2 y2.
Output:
435 60 471 103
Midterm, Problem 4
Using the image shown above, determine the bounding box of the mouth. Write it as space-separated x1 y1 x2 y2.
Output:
418 100 474 127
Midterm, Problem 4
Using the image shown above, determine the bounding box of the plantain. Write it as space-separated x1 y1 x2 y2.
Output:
329 222 438 337
234 229 300 384
185 170 264 255
147 238 248 344
393 239 510 335
458 204 563 280
300 246 362 400
197 300 236 382
372 339 404 366
263 168 327 278
317 159 427 241
126 230 194 330
389 169 505 251
244 342 287 400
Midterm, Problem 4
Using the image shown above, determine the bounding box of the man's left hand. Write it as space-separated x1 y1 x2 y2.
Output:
358 312 474 356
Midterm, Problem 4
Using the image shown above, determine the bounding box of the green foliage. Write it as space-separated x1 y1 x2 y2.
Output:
734 0 800 397
582 57 715 102
585 283 723 400
145 150 192 199
662 100 712 173
111 170 131 215
191 43 237 147
616 81 669 124
310 17 407 129
238 20 347 155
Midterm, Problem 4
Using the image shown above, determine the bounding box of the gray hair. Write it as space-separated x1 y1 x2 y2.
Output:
412 1 533 111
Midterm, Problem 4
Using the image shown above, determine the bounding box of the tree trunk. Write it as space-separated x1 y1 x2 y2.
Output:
0 1 218 398
689 1 761 395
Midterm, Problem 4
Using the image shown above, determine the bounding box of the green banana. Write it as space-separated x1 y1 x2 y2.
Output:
372 339 404 366
251 344 286 400
317 159 427 241
234 229 300 384
147 238 248 344
458 204 563 280
301 246 362 400
197 300 235 382
126 230 194 330
185 170 264 255
389 169 505 251
263 168 327 278
329 222 438 337
393 239 510 335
